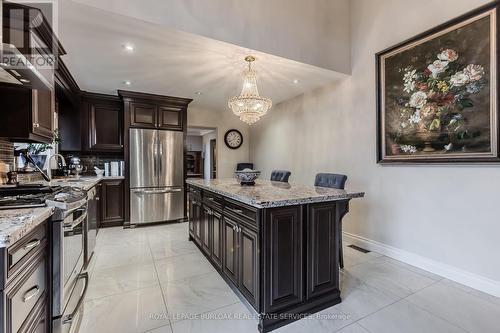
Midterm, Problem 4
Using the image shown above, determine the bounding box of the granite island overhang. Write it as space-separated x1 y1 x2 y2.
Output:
186 178 365 332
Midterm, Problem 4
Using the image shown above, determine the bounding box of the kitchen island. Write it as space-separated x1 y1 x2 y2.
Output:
186 178 364 332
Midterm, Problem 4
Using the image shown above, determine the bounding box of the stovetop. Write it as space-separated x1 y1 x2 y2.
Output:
0 185 87 210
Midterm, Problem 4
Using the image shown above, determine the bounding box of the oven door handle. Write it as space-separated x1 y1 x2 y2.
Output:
63 211 87 232
63 199 88 216
62 272 89 325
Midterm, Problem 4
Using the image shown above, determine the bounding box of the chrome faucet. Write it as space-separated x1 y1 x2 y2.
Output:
47 154 67 180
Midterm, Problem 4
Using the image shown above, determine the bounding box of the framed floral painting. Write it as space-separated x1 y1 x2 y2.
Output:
376 2 499 163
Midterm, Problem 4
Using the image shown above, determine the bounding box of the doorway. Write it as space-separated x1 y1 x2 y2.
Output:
186 127 217 179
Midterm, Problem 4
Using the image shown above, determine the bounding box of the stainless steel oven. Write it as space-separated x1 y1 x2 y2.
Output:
51 196 89 333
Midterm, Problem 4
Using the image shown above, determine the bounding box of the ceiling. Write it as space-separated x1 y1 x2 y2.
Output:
58 1 347 111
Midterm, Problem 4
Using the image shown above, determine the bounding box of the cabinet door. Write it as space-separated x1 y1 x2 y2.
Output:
201 206 211 255
188 194 195 235
222 216 239 285
306 203 339 299
211 210 223 269
130 102 157 128
32 89 54 140
264 206 303 313
193 200 202 243
100 180 124 227
239 225 259 309
157 105 183 131
88 100 123 152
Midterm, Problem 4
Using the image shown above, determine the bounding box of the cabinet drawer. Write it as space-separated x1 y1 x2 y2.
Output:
203 191 223 211
188 186 201 197
5 252 47 333
224 199 257 225
7 222 47 282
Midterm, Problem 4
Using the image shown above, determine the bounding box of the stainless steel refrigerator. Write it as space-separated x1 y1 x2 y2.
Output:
129 128 184 224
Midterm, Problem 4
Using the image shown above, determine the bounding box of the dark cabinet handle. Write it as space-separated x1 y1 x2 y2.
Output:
23 239 40 250
229 208 243 214
23 285 40 302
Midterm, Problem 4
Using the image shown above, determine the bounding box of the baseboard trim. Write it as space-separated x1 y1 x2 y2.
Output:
343 232 500 298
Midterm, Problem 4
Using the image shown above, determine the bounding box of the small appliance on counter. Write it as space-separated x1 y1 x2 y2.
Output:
68 156 84 177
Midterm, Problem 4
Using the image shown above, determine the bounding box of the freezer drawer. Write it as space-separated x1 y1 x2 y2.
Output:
130 187 185 224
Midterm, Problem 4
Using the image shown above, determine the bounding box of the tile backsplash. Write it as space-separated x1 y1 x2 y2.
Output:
0 139 44 184
62 152 124 176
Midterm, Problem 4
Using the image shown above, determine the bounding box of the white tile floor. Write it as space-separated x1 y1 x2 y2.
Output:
79 222 500 333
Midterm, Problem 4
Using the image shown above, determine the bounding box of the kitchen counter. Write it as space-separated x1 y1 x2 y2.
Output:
186 178 364 208
28 175 125 191
0 207 54 248
187 178 364 332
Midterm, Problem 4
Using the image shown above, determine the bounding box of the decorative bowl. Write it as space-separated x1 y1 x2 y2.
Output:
234 169 261 186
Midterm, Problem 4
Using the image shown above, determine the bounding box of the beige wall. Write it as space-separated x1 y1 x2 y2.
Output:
188 106 249 179
250 0 500 293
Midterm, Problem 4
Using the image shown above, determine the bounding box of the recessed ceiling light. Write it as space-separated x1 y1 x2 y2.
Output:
122 43 134 52
292 79 299 84
123 80 132 85
19 78 30 83
194 91 202 95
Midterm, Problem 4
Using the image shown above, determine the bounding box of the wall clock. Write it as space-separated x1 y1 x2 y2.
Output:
224 129 243 149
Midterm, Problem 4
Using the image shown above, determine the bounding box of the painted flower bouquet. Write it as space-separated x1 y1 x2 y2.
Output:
396 49 487 154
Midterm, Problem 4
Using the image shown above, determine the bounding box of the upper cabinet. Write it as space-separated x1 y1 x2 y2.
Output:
129 101 157 128
59 92 124 153
81 92 123 152
0 2 65 143
118 90 192 132
0 85 55 143
158 105 184 131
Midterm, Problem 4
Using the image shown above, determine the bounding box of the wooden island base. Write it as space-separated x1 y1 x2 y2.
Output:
186 179 364 332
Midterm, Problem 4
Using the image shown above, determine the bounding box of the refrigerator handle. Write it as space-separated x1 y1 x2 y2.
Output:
159 141 163 176
153 137 158 177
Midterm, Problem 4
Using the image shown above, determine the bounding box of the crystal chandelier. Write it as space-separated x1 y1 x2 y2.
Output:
228 56 272 125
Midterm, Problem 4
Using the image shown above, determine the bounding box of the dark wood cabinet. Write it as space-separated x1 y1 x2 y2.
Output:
81 93 123 152
306 203 339 299
211 210 223 269
100 179 125 227
238 224 259 308
0 86 54 143
119 90 191 132
188 193 196 235
0 219 49 333
32 89 55 140
158 105 183 130
200 206 211 255
222 216 239 285
129 102 157 128
193 200 202 242
187 184 350 333
264 206 303 313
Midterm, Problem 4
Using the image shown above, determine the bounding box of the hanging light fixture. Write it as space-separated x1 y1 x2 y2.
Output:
228 55 272 125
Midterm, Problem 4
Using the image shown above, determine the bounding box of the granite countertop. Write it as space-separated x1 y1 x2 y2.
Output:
0 207 54 248
186 178 365 208
27 175 125 191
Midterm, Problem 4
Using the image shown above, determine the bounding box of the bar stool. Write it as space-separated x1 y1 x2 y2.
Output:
236 163 254 171
314 173 348 268
270 170 291 182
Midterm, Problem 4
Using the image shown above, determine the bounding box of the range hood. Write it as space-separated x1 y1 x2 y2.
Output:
0 42 53 89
